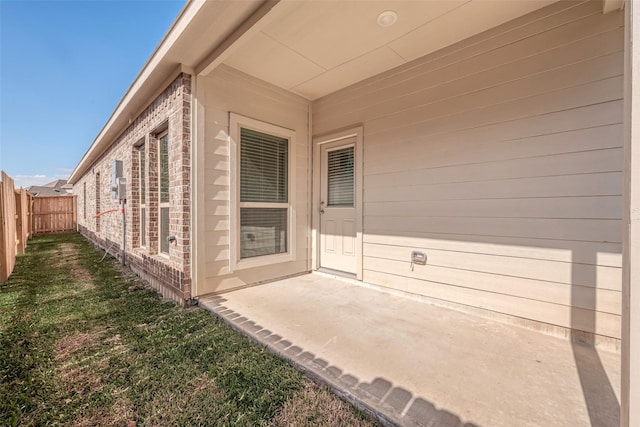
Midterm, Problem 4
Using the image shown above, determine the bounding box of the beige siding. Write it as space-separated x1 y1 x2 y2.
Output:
199 65 311 295
313 2 624 339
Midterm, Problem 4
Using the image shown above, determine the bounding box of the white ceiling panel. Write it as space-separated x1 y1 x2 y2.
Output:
389 0 557 62
225 32 325 89
222 0 558 100
292 45 405 99
262 1 467 69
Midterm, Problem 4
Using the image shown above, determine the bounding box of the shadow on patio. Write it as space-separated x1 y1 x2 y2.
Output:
202 296 476 427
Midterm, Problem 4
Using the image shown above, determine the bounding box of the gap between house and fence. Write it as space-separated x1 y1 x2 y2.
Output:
0 170 78 282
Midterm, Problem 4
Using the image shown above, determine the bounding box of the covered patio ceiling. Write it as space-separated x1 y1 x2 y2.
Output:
222 0 558 100
70 0 624 183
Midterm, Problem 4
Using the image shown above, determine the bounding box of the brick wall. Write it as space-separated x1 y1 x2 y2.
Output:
74 73 192 304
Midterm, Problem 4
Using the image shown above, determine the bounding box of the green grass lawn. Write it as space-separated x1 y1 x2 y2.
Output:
0 233 375 426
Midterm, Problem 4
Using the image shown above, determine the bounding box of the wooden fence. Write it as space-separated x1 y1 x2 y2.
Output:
15 188 32 254
1 170 77 282
0 172 18 282
32 196 77 236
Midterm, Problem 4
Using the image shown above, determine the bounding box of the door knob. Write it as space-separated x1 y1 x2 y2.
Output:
320 208 325 214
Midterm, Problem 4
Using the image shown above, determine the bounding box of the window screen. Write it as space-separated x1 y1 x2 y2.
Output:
160 207 169 254
240 208 287 259
327 146 354 207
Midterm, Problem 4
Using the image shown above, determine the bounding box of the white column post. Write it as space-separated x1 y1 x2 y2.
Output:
622 1 640 426
191 72 205 298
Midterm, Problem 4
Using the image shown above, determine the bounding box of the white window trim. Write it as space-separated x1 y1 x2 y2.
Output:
229 113 296 271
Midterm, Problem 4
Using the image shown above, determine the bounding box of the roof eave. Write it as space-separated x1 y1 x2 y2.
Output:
68 0 204 184
68 0 279 184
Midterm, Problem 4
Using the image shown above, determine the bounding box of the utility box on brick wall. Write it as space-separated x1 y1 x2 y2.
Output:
116 177 126 201
111 160 122 200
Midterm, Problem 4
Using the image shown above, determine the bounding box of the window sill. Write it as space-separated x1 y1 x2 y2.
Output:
132 247 147 256
232 252 294 272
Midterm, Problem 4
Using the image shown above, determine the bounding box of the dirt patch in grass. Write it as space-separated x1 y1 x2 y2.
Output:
73 394 134 427
55 329 132 400
56 330 106 398
272 380 376 427
53 242 95 289
55 330 103 361
110 395 134 425
71 268 95 288
59 364 105 396
52 243 80 268
143 374 227 425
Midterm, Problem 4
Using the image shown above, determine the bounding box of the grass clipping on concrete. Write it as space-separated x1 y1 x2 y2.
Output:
0 233 375 426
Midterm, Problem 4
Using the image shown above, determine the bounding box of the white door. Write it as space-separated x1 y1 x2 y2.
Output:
320 139 357 274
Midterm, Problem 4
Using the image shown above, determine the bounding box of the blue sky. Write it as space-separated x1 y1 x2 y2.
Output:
0 0 185 188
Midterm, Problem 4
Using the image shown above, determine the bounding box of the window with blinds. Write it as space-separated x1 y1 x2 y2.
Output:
139 144 146 247
239 127 289 259
327 146 354 207
159 134 169 204
240 128 288 203
140 145 146 202
158 132 170 254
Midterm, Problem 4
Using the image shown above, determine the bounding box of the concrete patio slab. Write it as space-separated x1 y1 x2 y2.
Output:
199 273 621 427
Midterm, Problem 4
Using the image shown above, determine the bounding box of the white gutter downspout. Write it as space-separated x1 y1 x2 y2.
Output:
307 102 313 273
622 1 640 427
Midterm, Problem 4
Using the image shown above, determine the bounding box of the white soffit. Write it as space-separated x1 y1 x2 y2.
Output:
223 0 557 100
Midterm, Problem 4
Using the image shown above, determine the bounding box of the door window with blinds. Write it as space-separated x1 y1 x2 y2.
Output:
327 146 354 207
230 114 295 269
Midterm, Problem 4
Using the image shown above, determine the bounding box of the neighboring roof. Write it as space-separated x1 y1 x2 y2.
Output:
27 187 72 197
27 179 73 197
43 179 68 189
